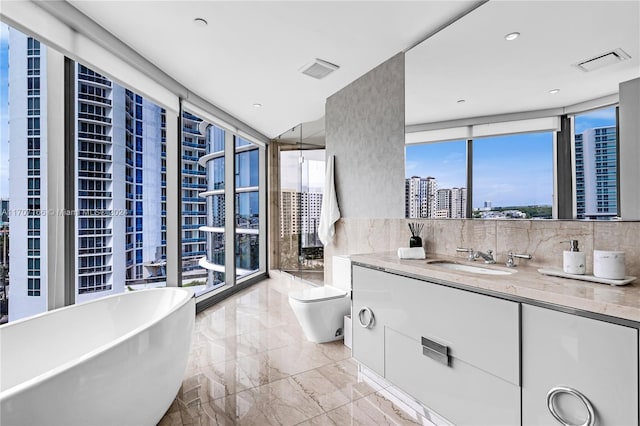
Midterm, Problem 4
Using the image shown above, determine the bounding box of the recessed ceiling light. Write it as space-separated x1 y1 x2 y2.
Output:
549 89 560 94
194 18 208 27
456 99 466 104
504 32 520 41
253 103 262 108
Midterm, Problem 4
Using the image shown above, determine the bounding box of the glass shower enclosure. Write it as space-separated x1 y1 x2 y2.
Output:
277 121 325 285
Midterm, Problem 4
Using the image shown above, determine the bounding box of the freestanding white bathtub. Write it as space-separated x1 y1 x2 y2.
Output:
0 287 195 426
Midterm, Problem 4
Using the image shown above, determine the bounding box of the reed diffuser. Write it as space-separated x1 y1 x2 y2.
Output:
408 222 424 248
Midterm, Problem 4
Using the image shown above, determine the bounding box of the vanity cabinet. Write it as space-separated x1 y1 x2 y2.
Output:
352 265 520 425
352 263 640 426
522 305 638 426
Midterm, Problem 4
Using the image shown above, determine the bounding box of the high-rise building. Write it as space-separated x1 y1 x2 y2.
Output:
8 29 167 319
76 66 166 303
436 188 452 218
7 30 48 320
575 126 617 219
406 176 466 219
279 190 323 239
575 133 585 217
405 176 421 218
421 177 437 218
181 112 208 277
451 187 468 219
406 176 437 218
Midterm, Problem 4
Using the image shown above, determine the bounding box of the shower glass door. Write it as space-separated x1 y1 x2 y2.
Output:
279 142 325 285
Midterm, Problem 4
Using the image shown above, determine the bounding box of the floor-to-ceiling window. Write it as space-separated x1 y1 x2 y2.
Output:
1 23 171 321
2 24 49 322
180 110 210 292
181 109 266 300
75 62 167 303
235 136 260 279
1 16 267 321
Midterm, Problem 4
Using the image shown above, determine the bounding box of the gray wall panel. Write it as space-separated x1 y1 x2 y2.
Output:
620 77 640 219
325 53 405 219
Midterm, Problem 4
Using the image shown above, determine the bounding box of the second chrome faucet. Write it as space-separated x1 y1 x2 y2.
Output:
456 247 496 264
456 248 532 266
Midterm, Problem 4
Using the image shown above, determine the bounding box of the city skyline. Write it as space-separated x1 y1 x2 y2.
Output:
406 106 616 209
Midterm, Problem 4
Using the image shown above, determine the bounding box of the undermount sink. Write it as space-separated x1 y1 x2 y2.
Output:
428 260 515 276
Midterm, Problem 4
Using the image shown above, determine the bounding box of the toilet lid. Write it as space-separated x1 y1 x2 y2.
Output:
289 286 348 303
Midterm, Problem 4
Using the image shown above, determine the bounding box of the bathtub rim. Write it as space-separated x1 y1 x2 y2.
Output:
0 286 195 401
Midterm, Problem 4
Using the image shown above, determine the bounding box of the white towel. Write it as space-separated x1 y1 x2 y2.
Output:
397 247 426 259
318 155 341 246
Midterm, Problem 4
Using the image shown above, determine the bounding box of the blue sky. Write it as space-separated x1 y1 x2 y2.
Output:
406 105 616 209
1 24 9 199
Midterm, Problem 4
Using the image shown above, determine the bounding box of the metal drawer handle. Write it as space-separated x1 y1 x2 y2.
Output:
421 336 450 366
546 386 595 426
357 307 375 328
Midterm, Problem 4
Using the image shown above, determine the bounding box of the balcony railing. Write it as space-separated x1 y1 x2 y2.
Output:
78 93 112 106
78 113 112 124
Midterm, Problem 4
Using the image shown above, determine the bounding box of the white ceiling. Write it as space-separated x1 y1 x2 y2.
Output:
66 1 640 139
67 0 478 138
406 0 640 126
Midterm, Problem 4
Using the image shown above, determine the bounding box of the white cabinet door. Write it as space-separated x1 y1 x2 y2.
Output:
386 327 520 426
522 304 638 426
352 265 394 377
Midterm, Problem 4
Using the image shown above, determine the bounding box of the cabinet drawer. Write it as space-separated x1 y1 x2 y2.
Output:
522 305 638 426
385 327 520 426
370 267 520 384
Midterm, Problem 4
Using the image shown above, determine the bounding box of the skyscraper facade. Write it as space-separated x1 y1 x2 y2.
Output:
451 187 468 219
405 176 437 218
436 188 451 218
575 126 617 219
406 176 465 219
7 29 167 318
8 31 48 320
279 190 323 240
76 66 166 303
181 112 208 277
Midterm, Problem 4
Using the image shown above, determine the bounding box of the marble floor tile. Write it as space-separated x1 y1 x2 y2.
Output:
159 273 432 426
320 391 427 426
290 358 383 413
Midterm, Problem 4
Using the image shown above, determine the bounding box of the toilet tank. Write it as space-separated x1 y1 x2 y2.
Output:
332 255 351 291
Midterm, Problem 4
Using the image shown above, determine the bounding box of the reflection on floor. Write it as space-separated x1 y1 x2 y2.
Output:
158 271 438 425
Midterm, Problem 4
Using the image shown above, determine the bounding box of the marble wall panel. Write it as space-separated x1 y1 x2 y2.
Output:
324 218 640 285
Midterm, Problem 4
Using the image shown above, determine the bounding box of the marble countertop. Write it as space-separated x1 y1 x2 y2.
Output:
350 252 640 324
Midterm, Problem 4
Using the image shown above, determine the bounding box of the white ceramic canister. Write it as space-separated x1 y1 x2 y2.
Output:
593 250 626 280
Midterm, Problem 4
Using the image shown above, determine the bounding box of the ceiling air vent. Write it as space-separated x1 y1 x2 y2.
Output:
299 58 340 80
574 48 631 72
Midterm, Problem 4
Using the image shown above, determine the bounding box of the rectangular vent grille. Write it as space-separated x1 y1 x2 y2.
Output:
299 58 340 80
574 48 631 72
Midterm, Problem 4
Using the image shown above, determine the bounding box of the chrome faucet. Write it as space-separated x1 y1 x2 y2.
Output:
474 250 496 264
506 252 533 268
456 247 475 262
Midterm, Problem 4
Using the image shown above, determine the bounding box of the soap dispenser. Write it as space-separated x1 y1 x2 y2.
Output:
562 240 586 275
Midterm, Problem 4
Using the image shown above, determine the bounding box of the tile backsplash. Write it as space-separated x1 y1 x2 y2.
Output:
325 218 640 284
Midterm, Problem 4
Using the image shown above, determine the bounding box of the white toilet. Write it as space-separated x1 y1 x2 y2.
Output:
289 256 351 343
